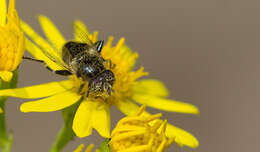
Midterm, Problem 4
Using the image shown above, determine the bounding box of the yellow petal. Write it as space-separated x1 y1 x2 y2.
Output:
132 94 199 114
132 79 169 97
13 31 25 70
38 15 66 51
0 107 3 113
73 100 110 138
20 90 81 112
25 38 65 71
85 144 94 152
7 0 18 25
115 99 141 116
74 144 85 152
116 100 199 148
0 80 72 99
21 20 62 64
166 123 199 148
73 20 90 42
7 0 14 13
0 0 7 26
0 71 13 82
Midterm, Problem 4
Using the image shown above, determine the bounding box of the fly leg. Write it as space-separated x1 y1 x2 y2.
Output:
23 56 72 76
78 83 86 94
45 66 72 76
23 56 44 63
104 59 115 69
86 81 92 97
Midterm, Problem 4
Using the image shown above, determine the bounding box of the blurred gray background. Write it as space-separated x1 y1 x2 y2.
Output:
4 0 260 151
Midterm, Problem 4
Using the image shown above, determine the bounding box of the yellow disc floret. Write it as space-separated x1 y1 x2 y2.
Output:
109 106 174 152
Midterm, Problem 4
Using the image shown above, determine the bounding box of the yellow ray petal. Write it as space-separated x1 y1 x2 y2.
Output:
85 144 94 152
0 107 3 113
6 0 20 29
73 100 110 138
132 94 199 114
115 99 141 116
7 0 17 20
25 38 65 71
115 100 199 148
74 144 85 152
132 79 169 97
0 0 7 26
20 90 81 112
0 71 13 82
166 123 199 148
7 0 14 13
74 20 89 42
38 15 66 51
0 80 72 99
21 20 62 63
13 29 25 70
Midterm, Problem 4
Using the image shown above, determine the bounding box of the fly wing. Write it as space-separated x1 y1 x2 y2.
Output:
74 20 94 45
35 42 72 71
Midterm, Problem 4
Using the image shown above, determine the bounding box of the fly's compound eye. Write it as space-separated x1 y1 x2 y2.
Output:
102 70 115 84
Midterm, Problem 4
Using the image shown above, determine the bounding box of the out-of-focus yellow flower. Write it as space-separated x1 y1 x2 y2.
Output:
74 144 100 152
0 107 3 113
0 16 199 148
0 0 25 81
110 105 174 152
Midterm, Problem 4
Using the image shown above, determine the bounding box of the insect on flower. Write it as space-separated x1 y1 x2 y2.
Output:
0 16 199 146
24 24 115 98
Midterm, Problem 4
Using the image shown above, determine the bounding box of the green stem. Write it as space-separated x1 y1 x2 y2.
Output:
0 70 18 152
0 100 13 152
98 138 111 152
49 101 80 152
49 125 74 152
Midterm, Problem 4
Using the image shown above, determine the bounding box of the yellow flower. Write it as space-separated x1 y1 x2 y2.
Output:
0 107 2 113
74 144 100 152
0 16 199 148
110 105 174 152
0 0 25 82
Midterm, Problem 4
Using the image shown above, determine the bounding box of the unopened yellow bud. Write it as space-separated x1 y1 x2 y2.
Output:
0 0 25 81
109 105 174 152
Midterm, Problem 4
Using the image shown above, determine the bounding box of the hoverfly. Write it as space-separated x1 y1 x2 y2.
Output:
24 23 115 97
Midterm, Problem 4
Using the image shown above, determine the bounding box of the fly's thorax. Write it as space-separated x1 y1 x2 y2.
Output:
62 41 89 64
75 54 106 80
87 47 100 56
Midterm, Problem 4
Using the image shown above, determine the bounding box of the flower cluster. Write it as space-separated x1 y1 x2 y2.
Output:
109 106 174 152
74 106 177 152
0 16 198 147
0 0 25 82
0 0 200 151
